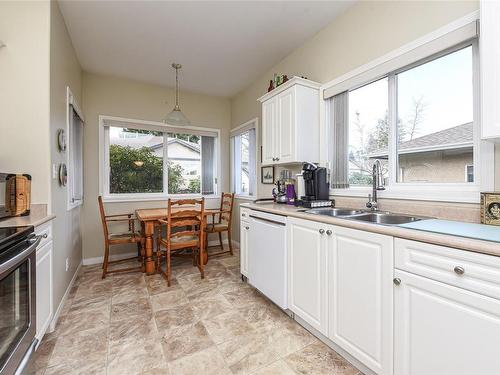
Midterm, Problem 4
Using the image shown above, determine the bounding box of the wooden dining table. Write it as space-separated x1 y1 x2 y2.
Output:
135 207 222 275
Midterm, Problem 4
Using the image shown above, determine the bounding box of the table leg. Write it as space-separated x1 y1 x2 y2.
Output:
144 221 156 275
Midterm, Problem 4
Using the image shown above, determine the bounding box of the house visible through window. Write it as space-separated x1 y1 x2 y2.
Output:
231 121 257 197
332 43 476 188
103 121 218 198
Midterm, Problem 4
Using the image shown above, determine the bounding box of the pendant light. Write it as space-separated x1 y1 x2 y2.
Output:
163 63 191 126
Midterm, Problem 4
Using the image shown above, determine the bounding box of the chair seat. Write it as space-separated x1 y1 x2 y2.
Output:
109 231 141 239
206 223 229 232
170 235 199 244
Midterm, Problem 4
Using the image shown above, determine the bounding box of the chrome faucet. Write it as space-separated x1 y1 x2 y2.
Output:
366 160 385 211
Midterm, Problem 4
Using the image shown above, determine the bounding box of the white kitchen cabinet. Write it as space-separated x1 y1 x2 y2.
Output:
480 0 500 140
328 226 393 375
240 209 250 278
258 77 320 165
35 222 53 341
394 269 500 375
287 217 329 335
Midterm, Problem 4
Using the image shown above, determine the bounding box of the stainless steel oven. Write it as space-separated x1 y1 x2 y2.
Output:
0 226 40 375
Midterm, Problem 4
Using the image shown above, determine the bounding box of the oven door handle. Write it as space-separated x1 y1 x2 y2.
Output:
0 235 41 275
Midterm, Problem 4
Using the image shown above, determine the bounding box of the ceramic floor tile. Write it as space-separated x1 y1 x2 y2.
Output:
160 321 214 361
111 296 152 321
57 309 109 336
285 342 361 375
109 315 159 346
190 294 233 320
44 362 106 375
154 303 197 334
111 284 150 304
150 289 189 311
107 341 168 375
167 346 232 375
250 360 297 375
202 310 254 344
146 274 181 295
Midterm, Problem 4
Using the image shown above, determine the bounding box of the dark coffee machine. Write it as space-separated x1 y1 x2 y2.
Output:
300 163 330 206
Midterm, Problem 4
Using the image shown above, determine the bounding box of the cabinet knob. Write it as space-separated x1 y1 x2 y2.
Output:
454 266 465 275
276 157 280 161
326 230 332 236
42 233 48 239
393 278 401 286
319 229 325 234
245 226 249 230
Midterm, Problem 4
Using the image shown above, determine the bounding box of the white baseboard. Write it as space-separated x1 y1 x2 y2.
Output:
49 260 82 333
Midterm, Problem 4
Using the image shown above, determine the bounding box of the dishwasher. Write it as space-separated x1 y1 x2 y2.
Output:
247 210 288 310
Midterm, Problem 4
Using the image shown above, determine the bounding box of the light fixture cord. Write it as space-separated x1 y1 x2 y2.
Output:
175 66 179 109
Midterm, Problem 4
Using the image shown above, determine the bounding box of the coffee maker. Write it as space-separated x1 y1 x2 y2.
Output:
298 162 332 208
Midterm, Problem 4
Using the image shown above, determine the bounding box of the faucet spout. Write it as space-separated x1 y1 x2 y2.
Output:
366 160 385 211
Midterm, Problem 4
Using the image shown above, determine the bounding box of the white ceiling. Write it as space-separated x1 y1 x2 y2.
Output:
58 1 353 97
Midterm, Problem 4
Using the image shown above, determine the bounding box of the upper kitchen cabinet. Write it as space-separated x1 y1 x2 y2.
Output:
481 0 500 140
258 77 320 165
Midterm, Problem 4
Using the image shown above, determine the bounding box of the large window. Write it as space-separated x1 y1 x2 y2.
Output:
231 119 257 198
101 117 219 200
331 43 481 193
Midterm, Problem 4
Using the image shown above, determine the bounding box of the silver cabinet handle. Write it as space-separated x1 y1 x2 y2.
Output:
326 230 332 236
454 266 465 275
319 229 325 234
393 278 401 286
42 233 48 239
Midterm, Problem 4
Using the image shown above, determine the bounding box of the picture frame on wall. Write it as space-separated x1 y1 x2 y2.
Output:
261 166 274 184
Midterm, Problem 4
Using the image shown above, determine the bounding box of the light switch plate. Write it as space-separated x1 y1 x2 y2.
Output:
52 164 57 179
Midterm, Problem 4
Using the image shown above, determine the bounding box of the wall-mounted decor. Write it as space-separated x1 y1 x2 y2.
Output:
58 163 67 187
57 129 66 152
261 166 274 184
481 192 500 226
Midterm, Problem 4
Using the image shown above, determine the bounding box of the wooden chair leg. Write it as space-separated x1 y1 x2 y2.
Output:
102 244 110 279
218 232 223 250
227 230 234 256
199 245 205 279
166 246 171 287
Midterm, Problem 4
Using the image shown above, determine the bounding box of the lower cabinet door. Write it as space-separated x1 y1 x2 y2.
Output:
394 270 500 375
36 241 53 340
240 219 249 277
288 218 328 335
329 226 393 375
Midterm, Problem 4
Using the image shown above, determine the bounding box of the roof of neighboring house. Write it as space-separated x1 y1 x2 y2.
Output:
149 138 200 153
367 122 473 158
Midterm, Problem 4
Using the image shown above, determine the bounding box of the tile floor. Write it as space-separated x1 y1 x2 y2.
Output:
32 247 362 375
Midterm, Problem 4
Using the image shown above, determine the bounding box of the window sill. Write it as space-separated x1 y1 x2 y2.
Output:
331 184 482 204
101 194 220 203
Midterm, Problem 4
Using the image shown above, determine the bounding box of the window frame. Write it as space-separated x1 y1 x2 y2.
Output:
322 19 494 203
66 86 84 211
98 115 221 203
230 118 258 200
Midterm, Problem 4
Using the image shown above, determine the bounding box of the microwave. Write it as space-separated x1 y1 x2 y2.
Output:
0 173 31 220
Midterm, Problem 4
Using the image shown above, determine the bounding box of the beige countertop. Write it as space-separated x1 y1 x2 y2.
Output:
0 204 55 228
242 202 500 257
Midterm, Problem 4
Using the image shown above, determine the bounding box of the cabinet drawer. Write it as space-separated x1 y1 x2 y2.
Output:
35 221 52 248
395 238 500 300
240 208 251 221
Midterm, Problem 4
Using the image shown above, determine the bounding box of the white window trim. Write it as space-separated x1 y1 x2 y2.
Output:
98 115 222 203
66 86 84 211
320 11 494 204
230 117 258 200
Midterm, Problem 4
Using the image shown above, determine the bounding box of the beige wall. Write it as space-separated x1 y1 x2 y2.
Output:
81 73 231 260
230 0 483 241
0 1 51 204
49 0 83 312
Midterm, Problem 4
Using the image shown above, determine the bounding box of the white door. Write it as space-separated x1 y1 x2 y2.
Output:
277 89 295 163
394 269 500 375
240 219 249 277
36 241 53 340
329 226 393 375
288 217 328 334
262 98 277 164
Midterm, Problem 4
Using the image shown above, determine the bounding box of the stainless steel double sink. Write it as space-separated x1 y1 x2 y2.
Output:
305 207 427 226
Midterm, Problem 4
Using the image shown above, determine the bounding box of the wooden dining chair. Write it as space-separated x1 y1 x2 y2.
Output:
98 196 144 279
205 192 235 257
156 198 206 286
